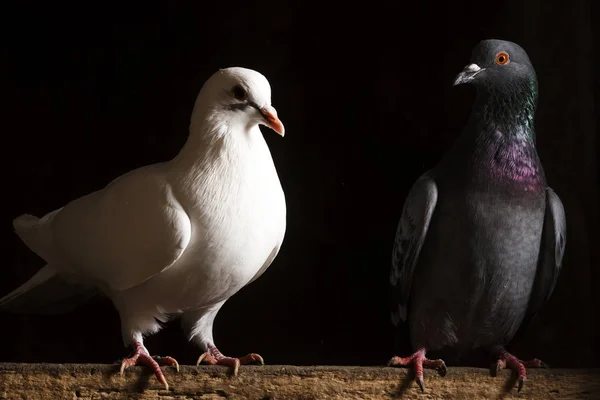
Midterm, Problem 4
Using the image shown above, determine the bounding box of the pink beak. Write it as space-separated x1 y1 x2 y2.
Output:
259 105 285 137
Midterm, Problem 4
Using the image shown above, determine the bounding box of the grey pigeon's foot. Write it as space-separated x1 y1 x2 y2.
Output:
196 344 264 376
387 347 447 392
120 342 180 390
492 347 548 392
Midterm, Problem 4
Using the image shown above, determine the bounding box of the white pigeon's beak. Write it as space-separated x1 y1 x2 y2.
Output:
453 63 485 86
259 105 285 137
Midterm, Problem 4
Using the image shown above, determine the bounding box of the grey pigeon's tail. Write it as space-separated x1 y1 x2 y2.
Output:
0 265 97 314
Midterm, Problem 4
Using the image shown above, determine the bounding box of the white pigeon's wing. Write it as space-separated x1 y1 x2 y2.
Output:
389 175 438 325
50 164 192 291
522 187 566 326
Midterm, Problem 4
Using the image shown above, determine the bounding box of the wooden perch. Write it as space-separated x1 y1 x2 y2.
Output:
0 363 599 399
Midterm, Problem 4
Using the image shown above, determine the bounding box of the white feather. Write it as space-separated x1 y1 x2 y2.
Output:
5 67 287 351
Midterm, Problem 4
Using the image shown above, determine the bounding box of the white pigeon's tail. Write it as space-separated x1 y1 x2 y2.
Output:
0 264 97 314
0 264 56 308
5 212 97 314
13 211 60 262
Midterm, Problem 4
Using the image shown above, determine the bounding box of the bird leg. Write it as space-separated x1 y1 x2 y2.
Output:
492 346 548 391
387 347 447 392
119 342 179 390
196 344 264 376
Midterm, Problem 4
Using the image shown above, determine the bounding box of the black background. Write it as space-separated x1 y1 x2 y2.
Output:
0 1 598 368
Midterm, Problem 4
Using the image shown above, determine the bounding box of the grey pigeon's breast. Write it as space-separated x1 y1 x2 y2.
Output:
408 182 545 353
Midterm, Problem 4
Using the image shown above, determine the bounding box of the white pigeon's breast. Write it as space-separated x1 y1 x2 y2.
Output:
179 179 286 305
140 137 286 312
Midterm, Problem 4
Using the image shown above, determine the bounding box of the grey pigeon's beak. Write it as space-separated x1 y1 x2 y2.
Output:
453 63 485 86
259 105 285 137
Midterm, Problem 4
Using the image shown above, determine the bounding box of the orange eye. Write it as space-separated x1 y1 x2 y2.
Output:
496 52 510 65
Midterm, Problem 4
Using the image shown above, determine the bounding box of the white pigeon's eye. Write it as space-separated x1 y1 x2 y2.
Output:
232 85 247 101
495 52 510 65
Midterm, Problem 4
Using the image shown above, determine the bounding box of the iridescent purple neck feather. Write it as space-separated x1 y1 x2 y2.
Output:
465 73 546 194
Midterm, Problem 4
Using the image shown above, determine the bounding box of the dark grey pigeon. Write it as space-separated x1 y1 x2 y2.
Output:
387 39 566 392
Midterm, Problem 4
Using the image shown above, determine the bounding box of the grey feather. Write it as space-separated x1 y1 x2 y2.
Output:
521 188 566 327
390 176 438 325
389 39 566 358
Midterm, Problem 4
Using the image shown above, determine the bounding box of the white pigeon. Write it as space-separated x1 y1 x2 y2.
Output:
0 67 287 389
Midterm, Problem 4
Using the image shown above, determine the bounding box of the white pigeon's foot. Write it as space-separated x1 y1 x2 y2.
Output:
119 342 179 390
196 344 264 376
492 346 548 392
387 347 447 392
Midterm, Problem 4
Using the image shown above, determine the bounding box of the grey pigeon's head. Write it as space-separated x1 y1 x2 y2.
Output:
453 39 536 90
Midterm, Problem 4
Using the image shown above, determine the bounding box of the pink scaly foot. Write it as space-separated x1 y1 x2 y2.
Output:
387 347 447 392
196 344 264 376
119 342 179 390
492 347 548 392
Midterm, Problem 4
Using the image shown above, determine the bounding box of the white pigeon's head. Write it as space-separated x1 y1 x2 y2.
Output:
193 67 285 137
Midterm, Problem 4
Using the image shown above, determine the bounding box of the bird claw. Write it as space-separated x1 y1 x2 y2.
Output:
493 348 547 392
490 364 498 377
154 356 180 372
197 350 263 376
490 359 506 377
517 376 525 392
387 348 445 393
386 356 401 367
119 357 173 390
196 352 209 367
416 376 425 392
119 343 177 390
239 353 264 366
231 359 241 376
436 361 447 377
523 358 548 369
119 360 130 377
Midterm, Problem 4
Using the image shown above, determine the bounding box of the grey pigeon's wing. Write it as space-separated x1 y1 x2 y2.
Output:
521 187 566 328
389 175 438 326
